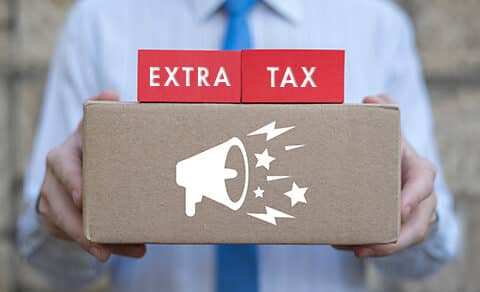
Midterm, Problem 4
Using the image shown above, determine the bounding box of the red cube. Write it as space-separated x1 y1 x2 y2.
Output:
241 50 344 103
138 50 241 103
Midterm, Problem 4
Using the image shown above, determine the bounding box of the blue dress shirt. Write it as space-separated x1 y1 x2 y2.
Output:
17 0 459 291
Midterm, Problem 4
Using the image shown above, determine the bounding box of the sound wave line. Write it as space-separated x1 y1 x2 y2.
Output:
284 144 305 151
248 121 294 141
266 175 290 182
248 206 294 225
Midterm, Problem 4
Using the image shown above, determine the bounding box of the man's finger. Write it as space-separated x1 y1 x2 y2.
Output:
73 91 120 144
55 200 111 262
332 245 358 252
47 148 83 208
401 160 436 220
363 96 436 223
66 91 120 206
400 143 436 220
105 244 147 258
91 91 119 102
43 172 111 262
43 216 73 241
363 95 397 105
38 193 73 241
354 193 437 258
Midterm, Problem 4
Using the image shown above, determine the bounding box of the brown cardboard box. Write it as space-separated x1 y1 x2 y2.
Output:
83 102 401 245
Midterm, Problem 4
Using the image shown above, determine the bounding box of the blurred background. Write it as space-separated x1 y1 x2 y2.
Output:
0 0 479 291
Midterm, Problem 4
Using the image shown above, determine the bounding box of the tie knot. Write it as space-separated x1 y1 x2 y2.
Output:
224 0 258 16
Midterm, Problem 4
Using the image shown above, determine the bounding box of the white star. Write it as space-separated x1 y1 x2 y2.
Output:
284 182 308 207
254 149 275 170
253 186 264 198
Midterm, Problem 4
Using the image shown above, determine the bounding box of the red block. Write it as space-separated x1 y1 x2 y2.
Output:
138 50 241 103
242 50 344 103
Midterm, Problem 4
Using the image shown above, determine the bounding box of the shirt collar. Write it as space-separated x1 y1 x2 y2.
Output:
190 0 303 23
190 0 224 21
262 0 303 23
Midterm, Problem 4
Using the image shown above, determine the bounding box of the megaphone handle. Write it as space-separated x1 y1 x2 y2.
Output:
185 188 198 217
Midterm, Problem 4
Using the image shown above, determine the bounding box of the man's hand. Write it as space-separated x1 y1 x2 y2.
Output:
334 95 438 257
38 92 146 262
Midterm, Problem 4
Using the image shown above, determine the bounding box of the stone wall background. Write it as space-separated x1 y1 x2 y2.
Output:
0 0 479 291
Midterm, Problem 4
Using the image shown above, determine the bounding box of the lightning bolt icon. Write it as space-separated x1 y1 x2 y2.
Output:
247 207 295 225
248 121 294 141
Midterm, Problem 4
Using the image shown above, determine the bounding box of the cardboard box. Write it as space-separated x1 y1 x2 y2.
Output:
83 102 400 244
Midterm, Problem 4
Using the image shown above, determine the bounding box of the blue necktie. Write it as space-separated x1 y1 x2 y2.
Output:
222 0 258 50
217 1 258 292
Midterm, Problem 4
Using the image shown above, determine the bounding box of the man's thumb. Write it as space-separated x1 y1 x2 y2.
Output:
74 91 119 143
90 91 119 102
363 94 396 105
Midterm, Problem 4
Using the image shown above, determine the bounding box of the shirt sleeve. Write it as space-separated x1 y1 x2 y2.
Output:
370 5 460 279
16 1 108 287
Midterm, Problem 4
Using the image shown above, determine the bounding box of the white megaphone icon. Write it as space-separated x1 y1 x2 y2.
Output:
176 137 249 217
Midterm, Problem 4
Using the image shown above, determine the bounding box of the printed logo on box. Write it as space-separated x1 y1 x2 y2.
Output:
176 120 309 226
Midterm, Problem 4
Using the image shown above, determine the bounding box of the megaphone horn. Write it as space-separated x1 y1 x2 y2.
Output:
176 137 249 217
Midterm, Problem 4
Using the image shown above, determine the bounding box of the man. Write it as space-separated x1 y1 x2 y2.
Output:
18 0 459 291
